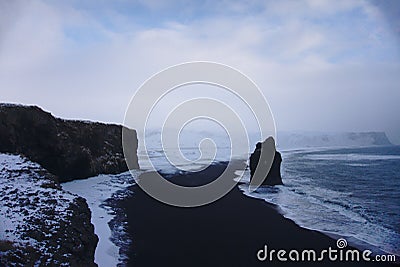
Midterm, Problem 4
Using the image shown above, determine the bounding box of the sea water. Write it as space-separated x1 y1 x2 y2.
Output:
240 146 400 256
142 130 400 256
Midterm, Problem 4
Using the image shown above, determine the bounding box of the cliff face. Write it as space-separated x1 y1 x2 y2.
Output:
0 104 139 182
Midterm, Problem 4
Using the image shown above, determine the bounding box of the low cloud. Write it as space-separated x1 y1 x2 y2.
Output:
0 0 399 143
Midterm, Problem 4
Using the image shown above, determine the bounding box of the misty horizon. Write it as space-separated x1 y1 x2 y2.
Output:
1 1 399 143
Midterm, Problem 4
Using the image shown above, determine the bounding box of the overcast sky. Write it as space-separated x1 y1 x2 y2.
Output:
1 0 399 143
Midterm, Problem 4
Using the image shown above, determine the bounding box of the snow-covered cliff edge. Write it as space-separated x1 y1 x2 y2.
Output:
0 154 98 266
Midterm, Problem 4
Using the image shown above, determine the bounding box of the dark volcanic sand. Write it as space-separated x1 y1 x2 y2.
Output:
122 162 395 267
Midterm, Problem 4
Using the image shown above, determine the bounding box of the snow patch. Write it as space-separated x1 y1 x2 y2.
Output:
62 170 140 267
0 153 78 265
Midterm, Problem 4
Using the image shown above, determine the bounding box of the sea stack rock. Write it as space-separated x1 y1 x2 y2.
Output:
0 103 139 182
249 137 283 186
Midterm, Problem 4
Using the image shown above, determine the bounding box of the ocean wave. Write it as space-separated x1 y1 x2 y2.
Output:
238 168 400 257
305 153 400 161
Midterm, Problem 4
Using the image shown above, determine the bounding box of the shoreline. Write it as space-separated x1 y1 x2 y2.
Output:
120 161 395 266
62 171 141 267
237 179 400 260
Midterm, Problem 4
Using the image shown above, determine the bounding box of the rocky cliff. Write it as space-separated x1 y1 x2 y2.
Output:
0 154 98 266
0 103 139 182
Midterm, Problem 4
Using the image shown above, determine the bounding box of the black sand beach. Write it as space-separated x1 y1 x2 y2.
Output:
122 162 396 267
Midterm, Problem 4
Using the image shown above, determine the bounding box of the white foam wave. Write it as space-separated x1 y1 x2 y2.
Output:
238 170 400 256
305 154 400 161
